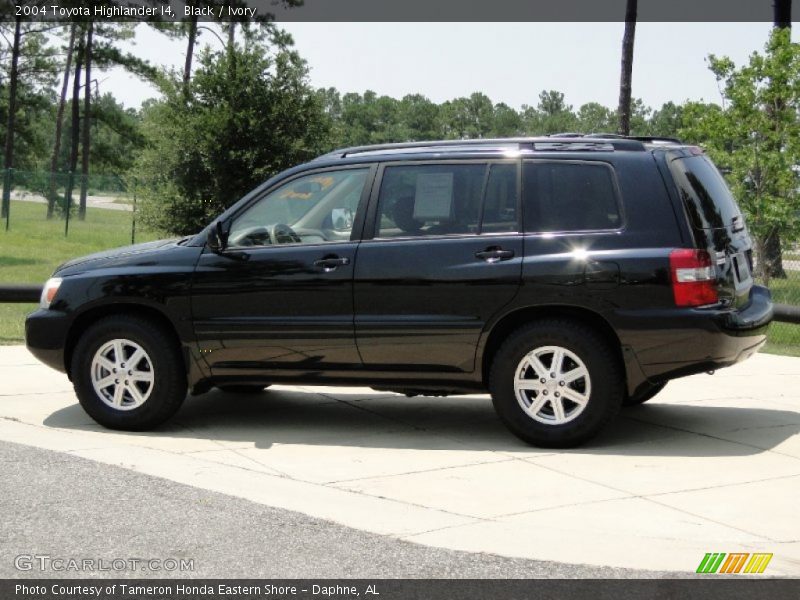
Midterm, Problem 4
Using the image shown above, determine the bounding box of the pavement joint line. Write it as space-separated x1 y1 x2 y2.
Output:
635 495 776 543
402 492 773 548
641 472 800 500
489 471 800 523
182 445 294 479
0 363 41 367
395 501 725 548
0 390 74 397
395 519 507 542
308 389 566 463
511 449 779 543
1 419 487 525
64 446 120 454
621 414 800 463
485 494 638 520
321 456 519 486
162 418 298 479
317 483 495 523
725 422 800 433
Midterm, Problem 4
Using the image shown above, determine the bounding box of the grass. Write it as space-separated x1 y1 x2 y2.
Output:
1 198 799 357
760 277 800 356
0 200 159 343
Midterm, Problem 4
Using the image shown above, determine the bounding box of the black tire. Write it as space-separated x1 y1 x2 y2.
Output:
623 381 667 407
71 315 187 431
217 385 271 394
489 319 624 448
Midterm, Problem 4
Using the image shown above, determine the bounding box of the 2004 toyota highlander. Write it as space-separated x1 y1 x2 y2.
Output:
25 136 773 447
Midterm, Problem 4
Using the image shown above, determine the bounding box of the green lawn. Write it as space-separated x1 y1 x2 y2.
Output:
761 277 800 356
1 199 799 357
0 200 159 343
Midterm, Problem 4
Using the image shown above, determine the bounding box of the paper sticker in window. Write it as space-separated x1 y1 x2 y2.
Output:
413 172 454 221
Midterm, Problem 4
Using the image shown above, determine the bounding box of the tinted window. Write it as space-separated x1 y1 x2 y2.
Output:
481 163 518 233
523 162 622 232
228 169 368 247
669 155 741 230
376 164 484 238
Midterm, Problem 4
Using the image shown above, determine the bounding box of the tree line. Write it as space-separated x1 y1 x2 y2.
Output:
0 0 798 280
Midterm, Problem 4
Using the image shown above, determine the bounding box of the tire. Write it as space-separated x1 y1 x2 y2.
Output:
489 319 624 448
217 385 271 394
623 381 667 407
71 315 187 431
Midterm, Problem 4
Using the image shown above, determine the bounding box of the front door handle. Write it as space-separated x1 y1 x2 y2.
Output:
314 255 350 271
475 247 515 263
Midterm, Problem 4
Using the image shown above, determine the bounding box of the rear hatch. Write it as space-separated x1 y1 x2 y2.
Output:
667 152 753 308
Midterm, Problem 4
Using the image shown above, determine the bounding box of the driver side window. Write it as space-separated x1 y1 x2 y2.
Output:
228 168 369 248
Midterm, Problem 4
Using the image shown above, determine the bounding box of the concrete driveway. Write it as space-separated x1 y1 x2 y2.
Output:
1 345 799 575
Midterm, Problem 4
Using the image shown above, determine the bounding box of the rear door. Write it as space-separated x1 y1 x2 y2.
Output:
353 160 522 372
667 154 753 307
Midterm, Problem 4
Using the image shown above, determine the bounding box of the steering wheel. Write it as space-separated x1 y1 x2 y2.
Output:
268 223 302 245
229 225 270 247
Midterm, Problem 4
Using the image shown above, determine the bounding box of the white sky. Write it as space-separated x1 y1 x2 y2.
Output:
103 22 788 111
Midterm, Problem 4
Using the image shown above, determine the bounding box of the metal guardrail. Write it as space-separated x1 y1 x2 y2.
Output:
0 283 799 325
775 303 800 325
0 284 41 303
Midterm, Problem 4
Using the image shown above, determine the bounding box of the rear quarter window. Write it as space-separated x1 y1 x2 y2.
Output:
523 161 622 233
669 155 741 230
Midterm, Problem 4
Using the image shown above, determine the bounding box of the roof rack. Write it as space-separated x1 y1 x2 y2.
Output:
583 133 683 144
315 136 648 160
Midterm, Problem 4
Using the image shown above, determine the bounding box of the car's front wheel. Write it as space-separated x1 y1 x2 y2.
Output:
489 320 624 448
71 315 187 431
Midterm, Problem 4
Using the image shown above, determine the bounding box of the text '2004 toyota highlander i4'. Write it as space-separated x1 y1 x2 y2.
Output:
26 136 773 447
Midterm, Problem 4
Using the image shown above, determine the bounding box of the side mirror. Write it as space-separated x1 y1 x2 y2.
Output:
208 220 229 252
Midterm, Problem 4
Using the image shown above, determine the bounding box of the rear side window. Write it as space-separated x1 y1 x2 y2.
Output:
376 164 485 237
669 155 741 230
523 161 622 233
481 163 518 233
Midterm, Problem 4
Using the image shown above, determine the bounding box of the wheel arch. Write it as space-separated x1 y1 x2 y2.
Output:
64 303 186 379
480 305 625 386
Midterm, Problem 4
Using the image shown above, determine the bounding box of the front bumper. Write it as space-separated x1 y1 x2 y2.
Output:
25 308 71 374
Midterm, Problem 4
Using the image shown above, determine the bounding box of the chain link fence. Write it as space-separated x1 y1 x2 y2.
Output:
0 169 156 343
0 168 142 245
756 246 800 356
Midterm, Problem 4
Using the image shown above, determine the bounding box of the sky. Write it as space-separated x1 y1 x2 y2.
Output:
103 22 788 111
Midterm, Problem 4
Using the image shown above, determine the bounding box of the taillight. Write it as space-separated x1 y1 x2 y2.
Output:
669 249 718 307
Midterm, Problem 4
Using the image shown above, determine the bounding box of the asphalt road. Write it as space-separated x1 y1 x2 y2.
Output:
0 440 665 579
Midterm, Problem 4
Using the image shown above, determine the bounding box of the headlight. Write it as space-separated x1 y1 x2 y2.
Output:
40 277 63 309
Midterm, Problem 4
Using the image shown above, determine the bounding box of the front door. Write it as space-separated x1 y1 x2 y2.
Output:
191 166 373 379
354 161 523 373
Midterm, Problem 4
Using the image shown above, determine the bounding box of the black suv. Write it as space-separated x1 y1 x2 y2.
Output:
25 136 773 447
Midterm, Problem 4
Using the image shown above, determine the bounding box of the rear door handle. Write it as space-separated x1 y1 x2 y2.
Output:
314 256 350 271
475 247 515 263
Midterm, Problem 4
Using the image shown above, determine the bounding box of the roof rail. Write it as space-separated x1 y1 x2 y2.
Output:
583 132 683 144
315 136 646 160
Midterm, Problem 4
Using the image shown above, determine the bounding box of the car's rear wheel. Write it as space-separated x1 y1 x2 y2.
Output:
217 385 271 394
623 381 667 406
71 315 187 431
489 320 624 448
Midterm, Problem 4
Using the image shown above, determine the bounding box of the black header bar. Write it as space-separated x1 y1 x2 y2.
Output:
3 0 794 22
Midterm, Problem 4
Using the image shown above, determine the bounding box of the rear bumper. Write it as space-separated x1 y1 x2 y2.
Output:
25 308 70 374
619 285 773 384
